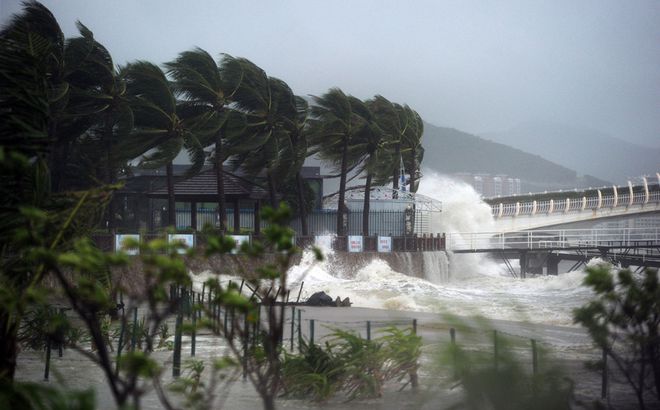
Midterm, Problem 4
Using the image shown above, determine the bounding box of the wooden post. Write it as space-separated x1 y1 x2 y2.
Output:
290 306 295 350
296 282 304 303
254 200 261 236
310 319 315 345
412 319 417 335
115 308 126 375
190 201 197 231
173 312 183 378
130 307 138 351
493 330 499 372
531 339 538 376
450 327 457 378
191 307 197 357
366 321 371 341
601 348 608 399
243 314 249 380
44 338 52 381
233 199 240 234
297 310 302 352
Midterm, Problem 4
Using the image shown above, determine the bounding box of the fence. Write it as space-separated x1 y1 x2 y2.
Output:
167 208 421 236
447 227 660 251
492 190 660 218
90 232 446 253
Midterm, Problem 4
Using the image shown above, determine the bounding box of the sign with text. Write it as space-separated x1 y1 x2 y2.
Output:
229 235 250 254
348 235 363 252
168 234 194 254
115 234 140 255
377 236 392 253
314 235 333 250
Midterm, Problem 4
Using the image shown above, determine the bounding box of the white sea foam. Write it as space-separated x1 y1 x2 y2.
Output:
190 174 599 326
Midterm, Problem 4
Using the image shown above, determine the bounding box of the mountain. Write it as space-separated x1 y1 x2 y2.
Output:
421 122 609 192
480 121 659 184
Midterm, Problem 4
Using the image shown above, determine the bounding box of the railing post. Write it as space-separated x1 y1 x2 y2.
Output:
309 319 315 346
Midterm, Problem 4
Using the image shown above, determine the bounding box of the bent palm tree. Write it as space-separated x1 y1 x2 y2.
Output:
225 57 297 208
122 61 204 227
308 88 369 236
165 49 244 231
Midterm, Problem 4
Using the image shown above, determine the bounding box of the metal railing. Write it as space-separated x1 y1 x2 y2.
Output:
447 228 660 251
165 209 427 236
491 190 660 218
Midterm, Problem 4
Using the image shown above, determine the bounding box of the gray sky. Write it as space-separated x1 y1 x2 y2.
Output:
3 0 659 147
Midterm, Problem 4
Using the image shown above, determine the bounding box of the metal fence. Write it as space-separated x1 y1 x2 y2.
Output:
169 209 410 236
447 227 660 251
90 232 446 253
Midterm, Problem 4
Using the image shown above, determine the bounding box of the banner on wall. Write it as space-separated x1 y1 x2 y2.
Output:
229 235 250 254
377 236 392 253
348 235 363 252
168 234 194 254
314 235 333 250
115 234 140 255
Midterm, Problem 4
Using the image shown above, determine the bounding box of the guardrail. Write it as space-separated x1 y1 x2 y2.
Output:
447 228 660 251
491 187 660 218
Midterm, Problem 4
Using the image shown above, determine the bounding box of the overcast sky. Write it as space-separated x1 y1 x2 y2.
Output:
2 0 659 148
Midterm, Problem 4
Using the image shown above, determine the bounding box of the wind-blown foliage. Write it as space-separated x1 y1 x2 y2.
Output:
165 49 242 231
574 265 660 409
121 60 205 226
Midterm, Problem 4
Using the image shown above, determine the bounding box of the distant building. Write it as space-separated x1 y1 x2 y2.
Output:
453 173 521 198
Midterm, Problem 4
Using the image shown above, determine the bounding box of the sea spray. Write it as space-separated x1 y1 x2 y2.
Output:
422 251 450 284
417 171 510 277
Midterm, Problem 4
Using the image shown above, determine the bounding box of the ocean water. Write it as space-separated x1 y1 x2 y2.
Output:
284 172 595 326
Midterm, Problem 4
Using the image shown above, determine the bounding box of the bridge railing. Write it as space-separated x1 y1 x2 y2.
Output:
447 228 660 251
490 189 660 218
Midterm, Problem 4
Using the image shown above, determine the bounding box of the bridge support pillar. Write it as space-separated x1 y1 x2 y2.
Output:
547 253 559 276
519 251 527 279
519 251 546 278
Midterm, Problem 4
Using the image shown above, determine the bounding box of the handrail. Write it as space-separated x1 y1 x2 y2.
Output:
447 227 660 251
491 188 660 217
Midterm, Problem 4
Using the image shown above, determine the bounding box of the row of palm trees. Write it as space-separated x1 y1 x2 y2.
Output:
2 2 424 237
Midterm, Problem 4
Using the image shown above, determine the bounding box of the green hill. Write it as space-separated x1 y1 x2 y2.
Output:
422 122 610 191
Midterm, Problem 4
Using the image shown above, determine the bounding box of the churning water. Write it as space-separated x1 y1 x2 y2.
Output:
286 172 595 326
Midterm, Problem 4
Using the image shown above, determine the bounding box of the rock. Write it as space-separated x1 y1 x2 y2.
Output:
305 291 334 306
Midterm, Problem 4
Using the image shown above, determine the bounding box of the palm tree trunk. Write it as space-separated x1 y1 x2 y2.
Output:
410 148 418 193
0 311 18 381
104 118 116 233
267 170 278 208
362 173 372 236
215 139 227 232
296 171 309 236
337 138 350 236
392 143 401 198
166 161 176 227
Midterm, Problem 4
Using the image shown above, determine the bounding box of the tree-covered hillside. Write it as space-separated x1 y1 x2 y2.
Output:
421 122 610 190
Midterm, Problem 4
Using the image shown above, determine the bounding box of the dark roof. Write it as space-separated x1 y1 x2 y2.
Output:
148 168 268 200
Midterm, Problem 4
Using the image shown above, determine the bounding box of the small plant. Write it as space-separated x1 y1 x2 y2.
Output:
157 323 170 349
281 340 344 401
280 326 422 402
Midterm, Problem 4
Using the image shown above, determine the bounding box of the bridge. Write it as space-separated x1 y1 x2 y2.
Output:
443 174 660 276
486 174 660 232
447 227 660 277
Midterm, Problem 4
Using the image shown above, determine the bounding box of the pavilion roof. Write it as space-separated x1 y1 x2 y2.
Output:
147 168 268 200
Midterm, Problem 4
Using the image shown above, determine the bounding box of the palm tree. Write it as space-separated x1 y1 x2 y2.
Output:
165 49 245 231
349 97 392 236
402 106 424 192
280 95 312 235
308 88 370 236
121 61 205 227
224 57 298 208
